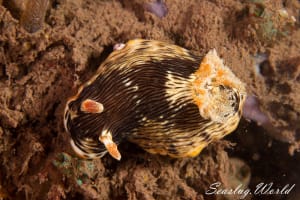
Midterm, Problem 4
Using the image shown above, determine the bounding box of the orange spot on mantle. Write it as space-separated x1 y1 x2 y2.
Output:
195 62 212 77
81 99 104 113
217 69 225 77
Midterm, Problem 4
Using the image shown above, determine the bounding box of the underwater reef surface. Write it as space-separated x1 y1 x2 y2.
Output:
0 0 299 199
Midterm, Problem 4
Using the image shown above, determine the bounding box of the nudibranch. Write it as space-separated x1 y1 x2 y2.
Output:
64 39 246 160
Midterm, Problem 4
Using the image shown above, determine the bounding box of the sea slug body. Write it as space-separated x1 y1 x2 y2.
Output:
64 39 246 160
